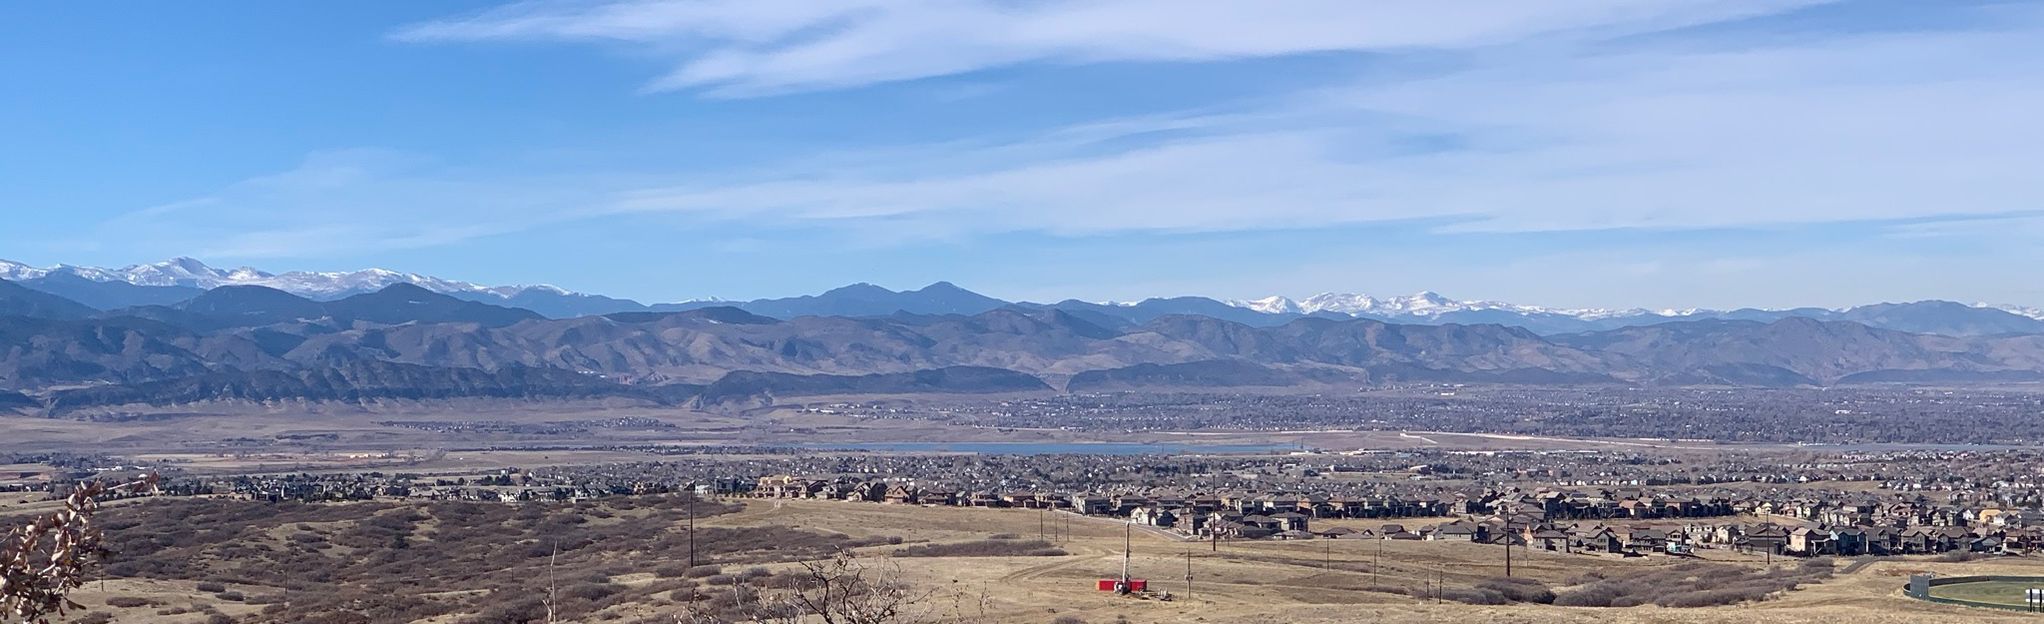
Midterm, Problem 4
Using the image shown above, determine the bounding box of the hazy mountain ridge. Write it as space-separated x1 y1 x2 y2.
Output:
0 279 99 320
10 276 2044 412
12 257 2042 336
10 258 2044 411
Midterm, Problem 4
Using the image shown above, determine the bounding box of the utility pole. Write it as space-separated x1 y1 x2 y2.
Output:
1323 541 1331 570
688 505 698 568
1039 507 1046 540
1504 531 1514 577
1185 548 1194 601
1374 536 1382 585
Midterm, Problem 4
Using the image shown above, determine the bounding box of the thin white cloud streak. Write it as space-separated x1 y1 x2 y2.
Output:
93 149 604 260
599 18 2044 235
138 3 2044 263
395 0 1832 95
1248 246 2042 311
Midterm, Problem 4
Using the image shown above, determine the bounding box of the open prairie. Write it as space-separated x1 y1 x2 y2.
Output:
29 496 2042 624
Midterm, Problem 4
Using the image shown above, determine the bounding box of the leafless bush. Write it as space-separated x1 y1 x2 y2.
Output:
460 592 548 624
654 563 691 579
673 550 983 624
1656 587 1775 608
890 539 1065 558
1 475 157 623
1553 580 1645 607
1475 577 1554 604
1553 561 1832 608
1437 588 1507 605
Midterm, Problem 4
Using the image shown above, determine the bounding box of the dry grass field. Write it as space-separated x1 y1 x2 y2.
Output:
698 500 2044 624
26 496 2044 624
7 400 2038 623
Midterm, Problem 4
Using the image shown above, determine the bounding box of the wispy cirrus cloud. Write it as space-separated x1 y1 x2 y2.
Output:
593 8 2044 236
393 0 1833 96
133 2 2044 276
86 149 607 260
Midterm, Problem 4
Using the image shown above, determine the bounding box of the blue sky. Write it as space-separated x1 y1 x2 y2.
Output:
3 0 2041 308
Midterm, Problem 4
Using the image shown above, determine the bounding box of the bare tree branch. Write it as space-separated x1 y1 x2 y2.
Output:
1 475 158 624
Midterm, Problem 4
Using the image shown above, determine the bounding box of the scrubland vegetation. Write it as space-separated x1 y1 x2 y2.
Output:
75 496 915 623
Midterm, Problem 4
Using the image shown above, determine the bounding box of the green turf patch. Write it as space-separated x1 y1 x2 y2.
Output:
1929 580 2044 608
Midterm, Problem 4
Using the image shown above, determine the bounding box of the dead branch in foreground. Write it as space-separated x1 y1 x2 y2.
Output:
1 475 158 624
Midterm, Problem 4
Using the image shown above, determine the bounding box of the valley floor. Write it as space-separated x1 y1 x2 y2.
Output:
42 498 2044 624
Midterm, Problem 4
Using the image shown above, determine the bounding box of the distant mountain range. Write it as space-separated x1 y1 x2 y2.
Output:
7 257 2044 338
8 267 2044 413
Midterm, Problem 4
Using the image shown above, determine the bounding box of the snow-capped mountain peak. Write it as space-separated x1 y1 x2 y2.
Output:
117 257 237 287
1234 291 1631 320
1236 295 1301 315
0 259 45 281
1986 303 2044 321
0 257 568 301
1232 291 2044 328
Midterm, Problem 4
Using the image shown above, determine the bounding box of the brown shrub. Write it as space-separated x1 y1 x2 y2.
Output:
1475 577 1554 604
1438 588 1508 605
891 539 1066 558
1553 561 1830 608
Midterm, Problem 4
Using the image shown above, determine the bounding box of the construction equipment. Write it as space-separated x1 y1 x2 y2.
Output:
1094 522 1161 599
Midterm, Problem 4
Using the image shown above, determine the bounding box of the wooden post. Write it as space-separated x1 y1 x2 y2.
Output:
1504 531 1513 577
1185 548 1194 601
1374 536 1382 585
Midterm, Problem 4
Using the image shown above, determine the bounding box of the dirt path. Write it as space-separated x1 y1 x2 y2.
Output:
1841 557 1882 574
1000 553 1106 583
